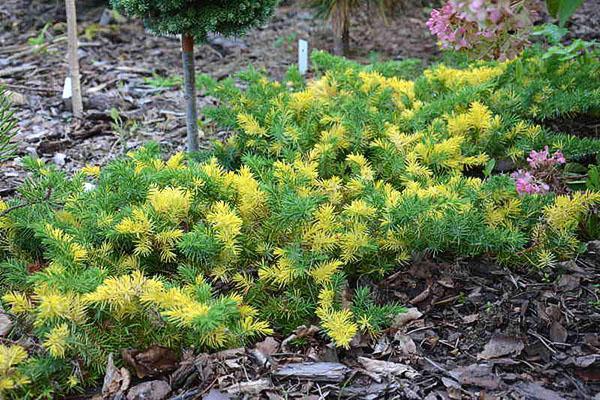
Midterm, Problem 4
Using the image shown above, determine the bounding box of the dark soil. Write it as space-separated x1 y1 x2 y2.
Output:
543 114 600 140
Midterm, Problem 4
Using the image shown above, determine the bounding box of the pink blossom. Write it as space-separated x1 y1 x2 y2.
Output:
511 170 550 195
527 146 566 169
427 0 534 60
511 147 567 195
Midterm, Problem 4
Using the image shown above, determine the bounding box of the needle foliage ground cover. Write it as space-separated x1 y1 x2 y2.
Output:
1 47 600 398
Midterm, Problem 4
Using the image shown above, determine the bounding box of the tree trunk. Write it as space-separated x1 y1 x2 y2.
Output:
65 0 83 118
331 1 350 57
181 34 200 153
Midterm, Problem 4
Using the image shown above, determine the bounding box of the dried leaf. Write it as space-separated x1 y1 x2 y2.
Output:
122 345 179 379
410 286 431 304
571 354 600 368
478 335 524 360
255 337 279 358
224 378 273 395
393 333 418 356
102 353 131 399
549 321 568 343
556 274 580 291
0 313 12 337
393 307 423 328
126 380 171 400
514 382 565 400
203 389 231 400
449 364 502 390
358 356 420 379
461 314 479 324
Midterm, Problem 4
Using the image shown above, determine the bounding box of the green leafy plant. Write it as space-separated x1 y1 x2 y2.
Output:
144 73 183 89
0 88 17 163
274 32 298 50
532 24 597 62
27 22 50 47
546 0 585 27
110 0 279 152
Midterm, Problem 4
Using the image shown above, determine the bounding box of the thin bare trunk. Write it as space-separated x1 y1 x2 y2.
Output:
181 34 200 152
331 1 350 57
65 0 83 117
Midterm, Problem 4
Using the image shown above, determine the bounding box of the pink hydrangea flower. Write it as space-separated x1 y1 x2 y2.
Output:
427 0 534 59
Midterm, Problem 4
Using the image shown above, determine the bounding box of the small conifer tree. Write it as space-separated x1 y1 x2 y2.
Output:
110 0 279 152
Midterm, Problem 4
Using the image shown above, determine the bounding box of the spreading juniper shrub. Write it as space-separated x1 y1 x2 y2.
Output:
1 48 600 398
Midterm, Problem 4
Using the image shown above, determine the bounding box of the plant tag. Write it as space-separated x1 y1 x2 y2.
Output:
62 76 72 100
62 76 73 111
298 39 308 75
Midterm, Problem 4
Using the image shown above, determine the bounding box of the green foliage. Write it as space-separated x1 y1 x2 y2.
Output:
27 22 50 47
2 49 600 398
144 73 183 89
110 0 279 43
312 50 424 80
545 0 585 27
0 88 17 163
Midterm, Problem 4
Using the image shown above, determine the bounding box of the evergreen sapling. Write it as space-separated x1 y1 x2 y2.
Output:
110 0 279 152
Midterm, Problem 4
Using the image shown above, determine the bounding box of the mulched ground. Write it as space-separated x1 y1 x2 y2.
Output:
89 249 600 400
2 1 600 399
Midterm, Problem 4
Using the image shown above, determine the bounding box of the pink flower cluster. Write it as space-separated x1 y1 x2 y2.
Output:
526 146 566 169
511 146 566 195
426 0 534 60
511 170 550 195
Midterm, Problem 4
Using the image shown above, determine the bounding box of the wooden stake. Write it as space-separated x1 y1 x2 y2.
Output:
65 0 83 118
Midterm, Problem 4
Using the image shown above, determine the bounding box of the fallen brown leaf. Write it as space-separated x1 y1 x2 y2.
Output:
102 353 131 399
478 335 524 360
358 356 420 379
549 321 568 343
122 345 179 379
393 307 423 328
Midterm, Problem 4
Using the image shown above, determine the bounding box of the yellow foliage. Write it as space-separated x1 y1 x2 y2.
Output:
81 165 101 177
310 259 344 285
318 308 358 349
43 323 70 358
2 292 32 314
237 113 267 137
425 64 506 89
0 345 29 393
544 191 600 232
148 186 192 222
44 224 88 263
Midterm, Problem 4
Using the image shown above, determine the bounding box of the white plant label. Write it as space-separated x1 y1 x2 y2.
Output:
298 39 308 75
63 76 72 100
